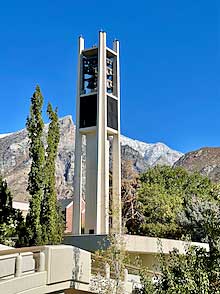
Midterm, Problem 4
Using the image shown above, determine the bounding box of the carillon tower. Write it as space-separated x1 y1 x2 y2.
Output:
73 32 121 235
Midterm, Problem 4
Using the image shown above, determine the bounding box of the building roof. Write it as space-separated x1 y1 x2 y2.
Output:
59 198 73 210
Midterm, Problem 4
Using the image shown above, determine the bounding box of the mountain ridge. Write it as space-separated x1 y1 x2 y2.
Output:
0 115 183 201
174 147 220 182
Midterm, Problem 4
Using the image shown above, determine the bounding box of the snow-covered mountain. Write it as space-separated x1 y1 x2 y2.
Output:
0 116 183 201
0 133 13 139
121 135 182 168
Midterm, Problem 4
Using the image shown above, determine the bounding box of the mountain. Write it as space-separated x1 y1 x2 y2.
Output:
174 147 220 183
0 116 183 201
121 135 182 170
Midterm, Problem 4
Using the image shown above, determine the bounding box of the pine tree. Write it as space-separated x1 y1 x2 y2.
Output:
41 103 63 244
26 85 45 246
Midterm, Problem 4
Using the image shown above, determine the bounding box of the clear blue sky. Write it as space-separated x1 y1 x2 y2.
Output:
0 0 219 153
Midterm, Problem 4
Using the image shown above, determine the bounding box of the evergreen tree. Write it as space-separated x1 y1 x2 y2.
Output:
41 103 63 244
0 176 14 224
26 85 45 245
0 176 24 246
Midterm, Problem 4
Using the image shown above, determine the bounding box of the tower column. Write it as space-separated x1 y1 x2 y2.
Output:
96 31 109 234
112 39 121 233
73 36 84 235
85 134 98 233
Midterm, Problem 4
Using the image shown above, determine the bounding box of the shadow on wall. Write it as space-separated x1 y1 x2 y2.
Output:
71 247 82 287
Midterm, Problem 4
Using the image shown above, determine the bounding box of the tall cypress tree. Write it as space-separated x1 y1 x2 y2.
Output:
26 85 45 246
41 103 62 244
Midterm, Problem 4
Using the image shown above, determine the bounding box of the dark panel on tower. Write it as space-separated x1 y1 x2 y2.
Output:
107 96 118 130
80 94 97 128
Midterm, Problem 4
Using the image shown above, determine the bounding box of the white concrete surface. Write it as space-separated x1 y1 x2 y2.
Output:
0 245 91 294
73 35 85 235
124 235 209 254
0 244 35 279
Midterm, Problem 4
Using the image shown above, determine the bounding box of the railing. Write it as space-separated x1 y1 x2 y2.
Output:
0 244 91 294
91 253 164 294
91 253 161 280
0 246 45 257
0 246 46 279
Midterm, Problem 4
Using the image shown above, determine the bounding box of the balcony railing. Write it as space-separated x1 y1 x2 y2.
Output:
0 244 91 294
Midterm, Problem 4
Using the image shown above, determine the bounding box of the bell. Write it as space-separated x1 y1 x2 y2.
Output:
107 80 113 89
106 67 113 76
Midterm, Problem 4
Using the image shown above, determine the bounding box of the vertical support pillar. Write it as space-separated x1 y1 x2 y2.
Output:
85 134 98 233
105 263 110 279
105 139 110 234
73 36 84 235
15 254 22 277
112 135 121 233
112 40 122 233
124 268 128 283
96 31 109 234
39 252 45 272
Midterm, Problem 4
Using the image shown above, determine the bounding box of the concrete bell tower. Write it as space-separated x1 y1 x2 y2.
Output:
73 32 121 235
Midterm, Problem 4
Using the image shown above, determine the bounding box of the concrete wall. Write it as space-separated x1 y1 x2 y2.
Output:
0 245 91 294
64 234 209 255
124 235 209 254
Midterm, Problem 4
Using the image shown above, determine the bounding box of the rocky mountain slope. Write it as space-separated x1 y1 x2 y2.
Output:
174 147 220 183
0 116 183 201
121 135 182 169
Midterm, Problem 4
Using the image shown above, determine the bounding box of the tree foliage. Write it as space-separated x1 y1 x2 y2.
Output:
26 85 45 245
178 197 220 242
139 211 220 293
137 165 218 239
0 176 24 246
0 176 14 224
140 242 220 294
25 86 64 246
121 160 142 234
41 103 63 244
139 247 210 294
136 166 220 293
